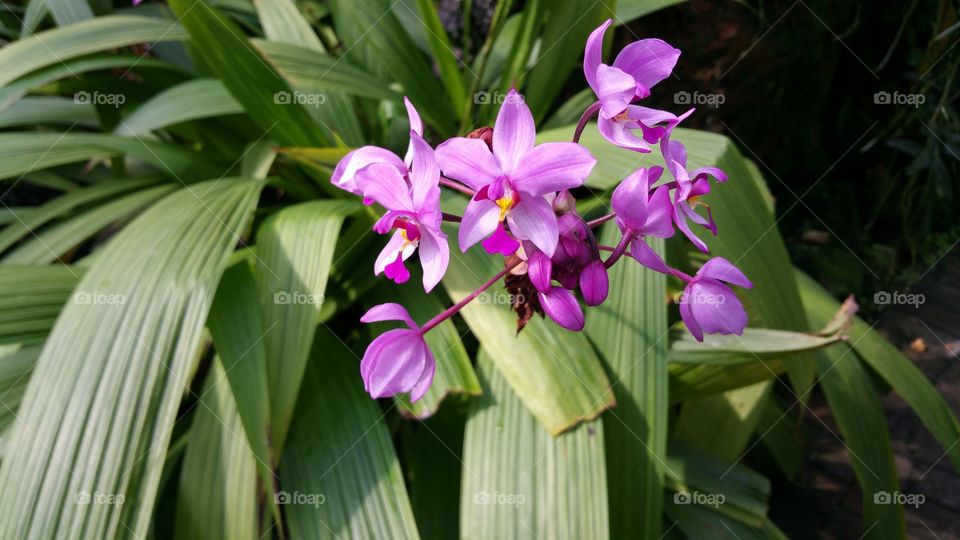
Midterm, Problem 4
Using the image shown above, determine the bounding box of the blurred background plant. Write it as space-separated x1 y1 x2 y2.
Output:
0 0 956 539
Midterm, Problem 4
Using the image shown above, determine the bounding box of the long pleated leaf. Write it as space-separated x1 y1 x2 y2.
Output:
114 79 243 137
279 327 420 539
0 179 261 539
460 352 608 538
0 265 79 345
442 243 615 435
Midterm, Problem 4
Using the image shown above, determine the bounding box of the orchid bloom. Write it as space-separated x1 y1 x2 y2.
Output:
661 111 728 252
360 303 435 401
610 167 675 273
583 19 680 152
436 89 596 257
332 97 423 196
679 257 753 341
357 132 449 292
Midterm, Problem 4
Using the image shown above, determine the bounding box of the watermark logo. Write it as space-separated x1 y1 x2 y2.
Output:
473 490 526 508
476 291 525 305
873 91 924 108
73 290 126 308
474 90 524 106
678 291 726 307
274 91 327 107
674 91 725 108
873 290 924 308
74 491 125 506
874 490 924 508
274 291 325 305
74 91 125 108
274 490 325 508
673 490 725 508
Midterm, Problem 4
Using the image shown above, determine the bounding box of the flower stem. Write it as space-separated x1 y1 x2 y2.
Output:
586 212 616 229
573 101 602 143
440 176 477 197
442 212 462 223
419 257 523 335
604 230 635 269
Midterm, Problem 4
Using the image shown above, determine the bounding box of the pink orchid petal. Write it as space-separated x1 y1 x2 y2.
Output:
458 199 500 251
673 203 709 252
374 231 407 275
686 279 748 336
361 330 428 398
403 97 424 165
408 132 440 209
636 186 675 238
418 227 449 293
527 248 552 292
538 286 585 331
482 222 520 255
385 254 411 284
356 163 414 212
579 260 609 306
508 196 559 257
510 142 597 195
435 137 502 190
678 291 704 341
629 236 671 274
492 89 535 174
595 64 638 118
598 115 653 153
360 302 417 330
332 146 405 195
408 347 436 402
583 19 612 92
698 257 753 289
612 38 680 91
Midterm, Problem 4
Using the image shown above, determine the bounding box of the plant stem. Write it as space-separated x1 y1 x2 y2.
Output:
586 212 616 228
440 177 477 197
419 257 523 335
604 230 635 268
573 101 601 143
442 212 462 223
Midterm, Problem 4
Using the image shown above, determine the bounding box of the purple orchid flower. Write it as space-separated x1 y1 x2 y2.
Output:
435 89 596 257
356 132 449 292
360 303 435 401
679 257 753 341
610 167 675 273
331 97 423 196
583 19 680 152
660 111 728 252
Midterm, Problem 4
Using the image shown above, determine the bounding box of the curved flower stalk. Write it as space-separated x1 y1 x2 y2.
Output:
333 24 755 400
581 19 680 152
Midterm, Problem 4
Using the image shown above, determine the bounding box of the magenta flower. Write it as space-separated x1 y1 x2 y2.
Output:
360 303 435 401
357 132 449 292
331 97 423 196
539 286 584 331
435 89 596 257
661 111 727 252
610 167 675 273
583 19 680 152
679 257 753 341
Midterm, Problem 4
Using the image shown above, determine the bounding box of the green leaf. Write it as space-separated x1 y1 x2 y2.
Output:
0 265 79 345
0 344 42 440
413 0 467 113
5 184 177 264
816 344 904 538
0 178 261 538
0 15 188 88
442 238 615 435
584 226 668 538
523 1 613 122
615 0 689 24
0 96 98 128
114 79 244 137
279 327 420 539
0 178 160 254
669 357 785 403
329 0 454 133
366 278 480 419
252 0 365 146
460 352 608 538
174 360 259 540
797 270 960 472
669 327 844 365
169 0 327 146
0 132 225 181
256 200 357 453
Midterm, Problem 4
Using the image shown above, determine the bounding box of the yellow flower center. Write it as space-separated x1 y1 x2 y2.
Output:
496 196 514 221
